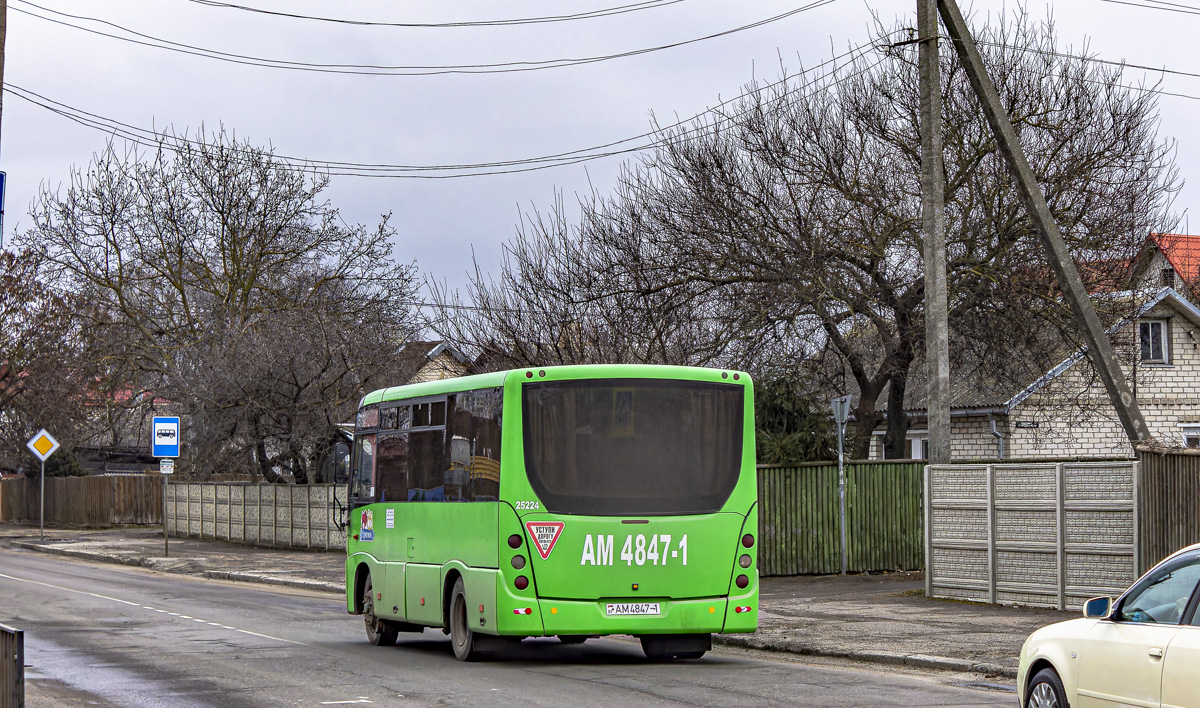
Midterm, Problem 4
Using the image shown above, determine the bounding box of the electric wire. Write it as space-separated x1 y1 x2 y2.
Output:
12 0 841 77
3 34 891 178
183 0 690 28
1099 0 1200 16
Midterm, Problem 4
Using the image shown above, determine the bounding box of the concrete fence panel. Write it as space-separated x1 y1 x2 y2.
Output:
925 461 1139 610
166 482 347 550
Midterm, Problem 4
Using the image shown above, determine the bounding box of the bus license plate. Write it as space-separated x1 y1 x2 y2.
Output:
606 602 660 616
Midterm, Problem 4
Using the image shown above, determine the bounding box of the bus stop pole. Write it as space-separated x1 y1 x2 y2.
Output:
163 474 168 558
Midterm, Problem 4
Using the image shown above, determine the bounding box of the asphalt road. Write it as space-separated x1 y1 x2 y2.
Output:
0 548 1015 707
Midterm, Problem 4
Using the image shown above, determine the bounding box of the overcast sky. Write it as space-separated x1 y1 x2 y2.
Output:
4 0 1198 306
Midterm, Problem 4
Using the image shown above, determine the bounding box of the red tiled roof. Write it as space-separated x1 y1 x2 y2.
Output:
1153 233 1200 286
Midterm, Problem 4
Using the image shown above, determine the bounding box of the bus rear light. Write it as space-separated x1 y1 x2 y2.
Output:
739 554 752 568
735 606 752 613
733 373 740 380
526 371 534 378
511 555 526 569
742 534 754 548
513 608 533 615
508 534 523 549
735 574 749 589
514 575 529 590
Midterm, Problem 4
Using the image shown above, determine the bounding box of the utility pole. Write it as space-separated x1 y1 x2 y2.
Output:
919 0 951 464
935 0 1149 444
1 0 7 250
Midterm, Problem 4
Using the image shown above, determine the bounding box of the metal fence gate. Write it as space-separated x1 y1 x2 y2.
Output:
166 483 347 550
925 461 1139 610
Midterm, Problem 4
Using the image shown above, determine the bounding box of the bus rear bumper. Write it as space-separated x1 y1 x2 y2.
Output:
497 593 757 636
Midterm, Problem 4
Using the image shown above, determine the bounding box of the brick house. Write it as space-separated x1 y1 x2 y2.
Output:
871 234 1200 460
397 341 470 384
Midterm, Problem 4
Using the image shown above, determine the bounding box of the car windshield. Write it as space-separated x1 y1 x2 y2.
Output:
521 378 744 515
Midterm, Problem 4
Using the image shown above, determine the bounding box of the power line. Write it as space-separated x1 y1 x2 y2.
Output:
13 0 841 77
3 35 891 178
973 37 1200 81
1099 0 1200 16
183 0 690 28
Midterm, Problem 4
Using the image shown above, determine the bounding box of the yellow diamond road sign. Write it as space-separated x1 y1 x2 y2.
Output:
26 429 60 462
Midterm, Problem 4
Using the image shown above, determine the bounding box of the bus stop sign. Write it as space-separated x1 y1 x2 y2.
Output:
152 417 180 458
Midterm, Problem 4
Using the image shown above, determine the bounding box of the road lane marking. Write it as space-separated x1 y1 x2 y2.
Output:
0 572 305 645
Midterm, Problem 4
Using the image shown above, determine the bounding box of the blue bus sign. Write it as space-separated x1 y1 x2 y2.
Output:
152 417 180 458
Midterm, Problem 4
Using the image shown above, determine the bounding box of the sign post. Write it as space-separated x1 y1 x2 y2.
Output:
152 417 180 557
25 429 60 540
830 396 852 576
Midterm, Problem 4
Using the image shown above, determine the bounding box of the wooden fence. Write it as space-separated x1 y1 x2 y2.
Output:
757 461 924 576
0 623 22 708
1137 447 1200 574
0 475 161 526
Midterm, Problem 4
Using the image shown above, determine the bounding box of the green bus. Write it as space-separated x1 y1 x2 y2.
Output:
345 364 758 660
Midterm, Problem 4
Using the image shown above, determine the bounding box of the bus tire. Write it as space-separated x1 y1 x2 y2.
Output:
363 575 398 647
449 577 488 661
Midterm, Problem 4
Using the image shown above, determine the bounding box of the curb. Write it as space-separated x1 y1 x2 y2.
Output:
200 570 343 595
713 634 1018 679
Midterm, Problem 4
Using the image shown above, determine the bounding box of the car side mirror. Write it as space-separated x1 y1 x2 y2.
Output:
1083 596 1112 619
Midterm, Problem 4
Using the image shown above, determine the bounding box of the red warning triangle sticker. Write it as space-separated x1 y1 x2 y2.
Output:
525 521 565 560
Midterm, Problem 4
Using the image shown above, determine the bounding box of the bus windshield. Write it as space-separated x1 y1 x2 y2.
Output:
522 378 743 515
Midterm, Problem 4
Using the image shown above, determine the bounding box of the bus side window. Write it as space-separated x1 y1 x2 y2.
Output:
451 388 503 502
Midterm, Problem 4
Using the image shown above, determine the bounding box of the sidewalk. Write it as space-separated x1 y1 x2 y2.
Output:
0 523 1074 679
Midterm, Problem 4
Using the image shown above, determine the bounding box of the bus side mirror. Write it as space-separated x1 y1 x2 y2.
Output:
1083 596 1112 619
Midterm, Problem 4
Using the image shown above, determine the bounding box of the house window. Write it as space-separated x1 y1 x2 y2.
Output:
873 433 928 459
1162 268 1176 288
1182 426 1200 448
1140 320 1169 363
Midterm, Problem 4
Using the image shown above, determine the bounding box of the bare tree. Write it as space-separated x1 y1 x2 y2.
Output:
461 12 1175 457
0 249 99 473
19 129 420 480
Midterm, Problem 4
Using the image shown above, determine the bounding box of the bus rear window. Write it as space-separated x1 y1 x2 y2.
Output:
522 379 743 515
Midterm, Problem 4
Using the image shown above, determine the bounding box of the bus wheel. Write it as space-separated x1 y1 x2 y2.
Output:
363 575 398 646
449 577 486 661
558 635 588 644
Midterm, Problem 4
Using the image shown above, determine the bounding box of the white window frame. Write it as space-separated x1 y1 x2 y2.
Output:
1180 425 1200 448
872 431 928 460
1139 319 1170 364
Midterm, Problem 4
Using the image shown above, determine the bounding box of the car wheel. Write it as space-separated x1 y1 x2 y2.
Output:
363 575 398 646
1026 668 1068 708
